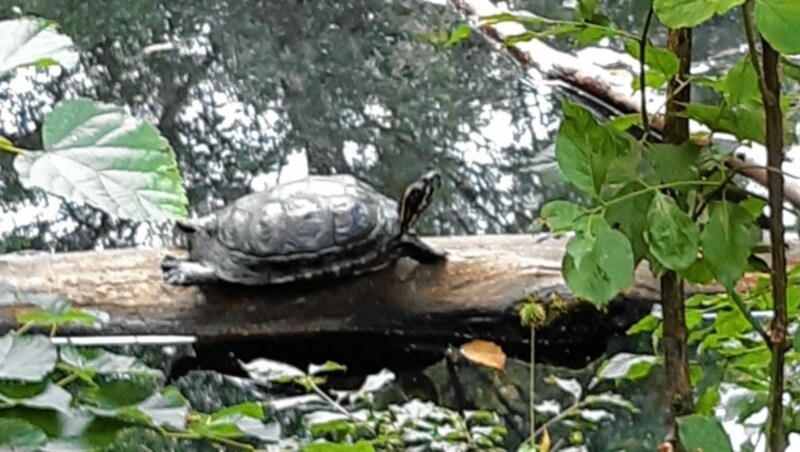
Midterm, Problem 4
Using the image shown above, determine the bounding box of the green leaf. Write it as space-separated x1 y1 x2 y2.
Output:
715 309 751 336
0 334 57 381
0 418 48 447
597 353 658 380
721 57 761 106
646 193 699 270
649 142 701 184
17 295 100 327
0 383 72 414
60 346 162 379
654 0 746 28
89 387 188 430
14 98 189 222
445 23 472 47
702 202 760 289
540 200 585 232
191 408 281 442
555 102 641 196
627 314 660 335
685 102 765 144
793 327 800 351
607 114 642 132
308 360 347 375
563 218 634 305
210 401 263 421
302 441 376 452
678 258 715 284
677 415 734 452
0 17 79 76
755 0 800 55
605 182 652 263
625 41 679 89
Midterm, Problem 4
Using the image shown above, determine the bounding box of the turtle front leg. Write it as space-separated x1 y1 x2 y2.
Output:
161 255 218 286
400 237 448 264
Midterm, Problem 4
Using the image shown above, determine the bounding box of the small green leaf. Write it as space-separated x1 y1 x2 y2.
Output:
755 0 800 55
597 353 658 380
540 200 585 232
210 401 263 421
677 414 734 452
0 17 79 76
627 315 660 335
308 361 347 375
14 98 189 222
654 0 746 28
646 193 699 270
702 202 760 289
0 418 48 447
625 41 679 89
302 441 376 452
563 218 634 305
445 23 472 47
607 114 641 132
0 334 57 381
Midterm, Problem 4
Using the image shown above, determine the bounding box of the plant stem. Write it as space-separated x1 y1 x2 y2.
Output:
661 25 695 451
638 6 655 139
529 324 535 446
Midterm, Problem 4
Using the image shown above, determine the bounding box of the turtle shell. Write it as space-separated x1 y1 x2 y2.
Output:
190 175 401 284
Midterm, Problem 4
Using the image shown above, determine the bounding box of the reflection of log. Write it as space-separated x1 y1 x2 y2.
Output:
1 235 796 366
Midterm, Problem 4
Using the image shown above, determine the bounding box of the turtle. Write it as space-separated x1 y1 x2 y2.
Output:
161 170 447 286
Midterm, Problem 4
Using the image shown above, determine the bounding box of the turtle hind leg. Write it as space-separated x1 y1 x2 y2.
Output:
399 237 448 264
161 255 218 286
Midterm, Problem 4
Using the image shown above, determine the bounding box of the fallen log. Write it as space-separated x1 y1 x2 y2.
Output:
0 234 794 368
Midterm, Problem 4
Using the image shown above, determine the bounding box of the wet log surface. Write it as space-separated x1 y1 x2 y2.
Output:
1 234 794 368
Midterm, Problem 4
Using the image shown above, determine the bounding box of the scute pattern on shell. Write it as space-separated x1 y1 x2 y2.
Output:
212 175 399 259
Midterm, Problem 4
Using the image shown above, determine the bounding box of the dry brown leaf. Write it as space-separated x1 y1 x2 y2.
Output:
459 339 507 371
539 427 551 452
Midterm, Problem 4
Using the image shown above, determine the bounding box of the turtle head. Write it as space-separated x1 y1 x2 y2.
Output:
399 170 442 233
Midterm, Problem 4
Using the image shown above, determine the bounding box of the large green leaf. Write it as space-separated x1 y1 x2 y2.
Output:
555 102 641 197
0 17 79 76
0 383 72 414
684 102 765 144
677 415 734 452
14 98 189 222
0 418 48 448
646 192 699 270
755 0 800 55
0 334 57 381
87 386 189 431
562 217 634 305
60 346 162 378
701 202 760 290
654 0 746 28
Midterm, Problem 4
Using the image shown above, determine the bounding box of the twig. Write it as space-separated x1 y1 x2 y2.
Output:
639 6 655 139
